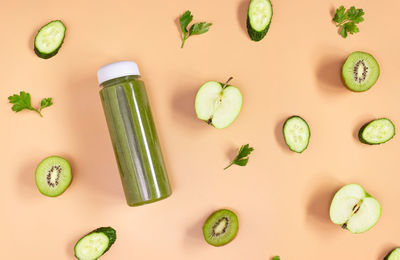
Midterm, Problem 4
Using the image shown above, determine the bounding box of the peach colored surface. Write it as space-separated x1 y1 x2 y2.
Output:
1 0 400 259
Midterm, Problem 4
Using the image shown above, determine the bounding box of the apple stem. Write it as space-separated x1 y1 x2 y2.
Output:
341 223 347 229
207 118 212 124
222 77 233 89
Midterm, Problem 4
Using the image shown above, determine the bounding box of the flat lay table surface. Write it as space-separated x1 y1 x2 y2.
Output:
1 0 400 259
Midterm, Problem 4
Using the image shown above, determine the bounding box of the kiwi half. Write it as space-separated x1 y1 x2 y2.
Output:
202 209 238 246
342 51 380 92
35 156 72 197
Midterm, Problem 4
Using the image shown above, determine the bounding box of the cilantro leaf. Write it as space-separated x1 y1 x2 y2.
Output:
8 91 53 117
178 10 212 48
333 6 364 38
224 144 254 170
272 257 280 260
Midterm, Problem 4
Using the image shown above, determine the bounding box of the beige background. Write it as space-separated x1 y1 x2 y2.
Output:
1 0 400 259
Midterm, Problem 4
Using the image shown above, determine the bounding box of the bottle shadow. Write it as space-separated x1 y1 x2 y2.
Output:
64 74 123 202
237 0 249 37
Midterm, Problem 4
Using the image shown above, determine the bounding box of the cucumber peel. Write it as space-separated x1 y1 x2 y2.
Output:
34 20 66 59
283 116 310 153
358 118 395 145
74 227 116 260
247 0 273 41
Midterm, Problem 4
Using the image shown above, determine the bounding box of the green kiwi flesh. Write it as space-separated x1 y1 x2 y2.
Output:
342 51 380 92
35 156 72 197
202 209 238 246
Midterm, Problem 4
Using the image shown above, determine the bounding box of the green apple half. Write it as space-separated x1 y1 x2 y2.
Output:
195 78 242 129
329 184 381 234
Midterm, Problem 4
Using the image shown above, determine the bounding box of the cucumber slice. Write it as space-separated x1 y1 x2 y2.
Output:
247 0 273 41
385 248 400 260
34 20 66 59
74 227 116 260
283 116 310 153
358 118 395 145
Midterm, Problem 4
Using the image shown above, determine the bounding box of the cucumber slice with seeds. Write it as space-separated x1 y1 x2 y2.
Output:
385 248 400 260
247 0 273 41
74 227 116 260
358 118 395 145
34 20 66 59
283 116 310 153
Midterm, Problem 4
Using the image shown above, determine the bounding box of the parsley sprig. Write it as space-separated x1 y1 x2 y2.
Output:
179 10 212 48
333 6 365 38
8 91 53 117
224 144 254 170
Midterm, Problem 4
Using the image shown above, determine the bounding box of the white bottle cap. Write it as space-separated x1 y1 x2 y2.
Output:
97 61 140 85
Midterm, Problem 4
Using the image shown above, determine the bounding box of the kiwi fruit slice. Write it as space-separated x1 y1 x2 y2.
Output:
35 156 72 197
202 209 238 246
342 51 380 92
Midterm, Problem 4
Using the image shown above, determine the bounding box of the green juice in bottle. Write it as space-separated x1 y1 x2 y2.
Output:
97 61 172 206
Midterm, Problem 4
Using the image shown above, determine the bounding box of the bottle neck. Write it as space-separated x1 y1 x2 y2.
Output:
100 75 140 88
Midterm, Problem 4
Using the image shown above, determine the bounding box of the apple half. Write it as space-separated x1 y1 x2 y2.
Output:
195 78 242 129
329 184 381 234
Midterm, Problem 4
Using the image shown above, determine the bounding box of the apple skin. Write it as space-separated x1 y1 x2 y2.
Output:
329 184 381 234
195 80 242 129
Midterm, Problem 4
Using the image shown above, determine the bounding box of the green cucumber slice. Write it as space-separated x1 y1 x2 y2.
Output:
283 116 310 153
74 227 116 260
358 118 395 145
385 248 400 260
34 20 66 59
247 0 273 41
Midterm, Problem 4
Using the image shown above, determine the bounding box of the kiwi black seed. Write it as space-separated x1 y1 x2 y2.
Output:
342 51 380 92
202 209 238 246
35 155 72 197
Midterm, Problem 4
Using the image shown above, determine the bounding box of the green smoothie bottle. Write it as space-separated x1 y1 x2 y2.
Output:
97 61 172 206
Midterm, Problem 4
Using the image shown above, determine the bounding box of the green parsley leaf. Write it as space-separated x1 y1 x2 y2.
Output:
8 91 53 117
40 98 53 109
272 257 280 260
189 22 212 36
333 6 347 24
179 10 193 39
178 10 212 48
224 144 254 170
8 91 34 112
333 6 364 38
